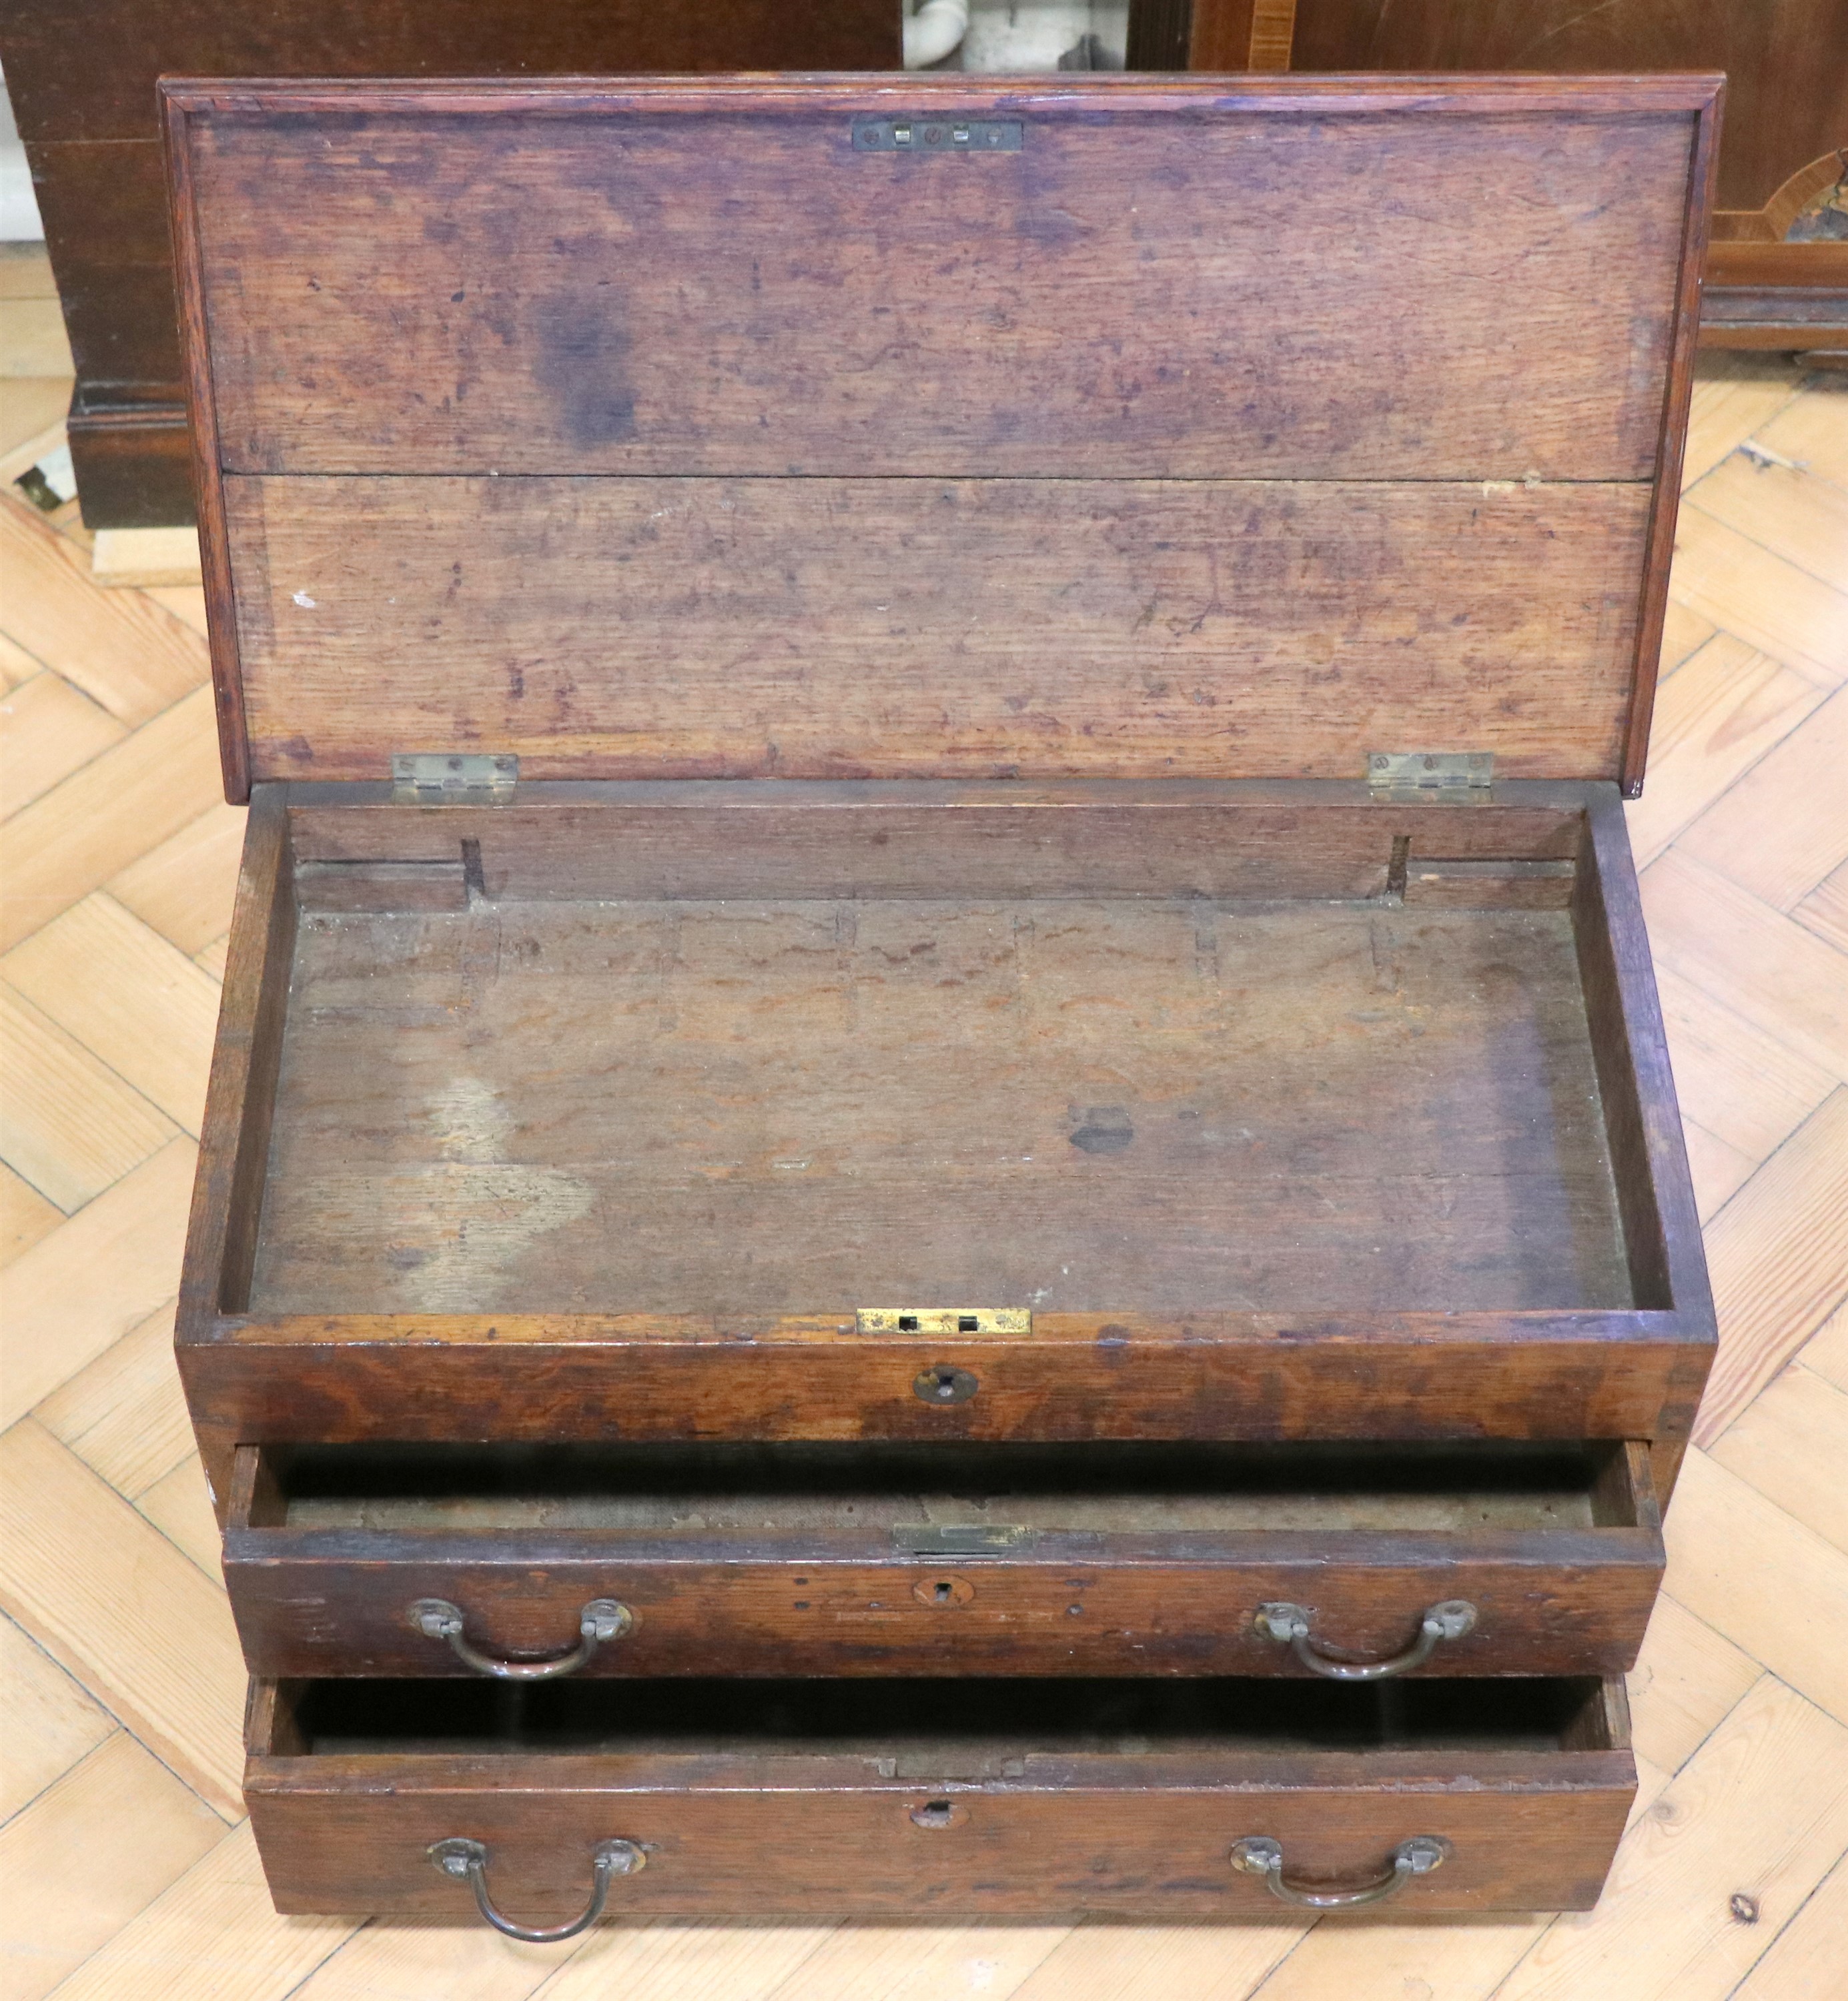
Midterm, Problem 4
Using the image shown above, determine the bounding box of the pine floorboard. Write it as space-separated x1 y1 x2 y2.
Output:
1 257 1844 1997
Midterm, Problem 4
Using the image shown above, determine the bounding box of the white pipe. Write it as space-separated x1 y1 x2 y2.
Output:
903 0 969 69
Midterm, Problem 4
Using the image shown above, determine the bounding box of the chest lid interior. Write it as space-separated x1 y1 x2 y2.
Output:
163 74 1719 803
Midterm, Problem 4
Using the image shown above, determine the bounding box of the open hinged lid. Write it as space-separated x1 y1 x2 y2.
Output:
163 74 1719 803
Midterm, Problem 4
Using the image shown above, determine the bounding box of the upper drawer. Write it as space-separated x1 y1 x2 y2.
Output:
224 1439 1663 1680
247 1672 1637 1922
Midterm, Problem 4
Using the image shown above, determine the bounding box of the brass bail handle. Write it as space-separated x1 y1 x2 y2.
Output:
408 1598 633 1680
429 1837 644 1941
1230 1834 1451 1909
1254 1599 1476 1680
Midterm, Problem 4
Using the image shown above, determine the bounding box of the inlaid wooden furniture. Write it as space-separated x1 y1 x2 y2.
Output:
0 0 900 530
1172 0 1848 360
1127 0 1297 71
167 72 1719 1925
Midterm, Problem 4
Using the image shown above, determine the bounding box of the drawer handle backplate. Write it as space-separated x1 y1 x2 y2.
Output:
408 1597 633 1680
1255 1599 1476 1679
1230 1834 1450 1909
429 1836 644 1940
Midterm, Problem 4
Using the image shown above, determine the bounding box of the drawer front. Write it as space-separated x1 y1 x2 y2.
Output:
222 1443 1664 1680
246 1676 1635 1918
184 1322 1709 1469
226 1545 1662 1680
248 1759 1635 1918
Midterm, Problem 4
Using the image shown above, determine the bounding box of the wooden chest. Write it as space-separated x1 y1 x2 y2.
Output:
166 71 1720 1927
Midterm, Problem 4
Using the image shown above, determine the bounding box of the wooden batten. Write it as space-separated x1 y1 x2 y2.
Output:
161 74 1721 800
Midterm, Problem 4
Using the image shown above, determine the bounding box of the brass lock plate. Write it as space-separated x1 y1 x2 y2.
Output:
893 1525 1039 1554
857 1308 1031 1336
852 118 1023 154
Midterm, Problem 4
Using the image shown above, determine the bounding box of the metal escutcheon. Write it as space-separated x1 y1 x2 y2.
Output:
913 1364 979 1405
1230 1834 1451 1909
408 1597 633 1680
1254 1599 1476 1680
429 1837 644 1941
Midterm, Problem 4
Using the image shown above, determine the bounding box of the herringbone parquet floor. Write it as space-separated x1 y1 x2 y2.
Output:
1 235 1846 1998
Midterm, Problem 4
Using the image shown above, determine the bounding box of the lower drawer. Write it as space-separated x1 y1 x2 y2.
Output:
224 1439 1663 1679
247 1674 1635 1922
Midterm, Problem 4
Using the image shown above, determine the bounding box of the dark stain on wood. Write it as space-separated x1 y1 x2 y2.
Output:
532 291 637 447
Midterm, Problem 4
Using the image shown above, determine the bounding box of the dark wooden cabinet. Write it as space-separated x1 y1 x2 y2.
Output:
1169 0 1848 359
0 1 901 528
167 73 1717 1926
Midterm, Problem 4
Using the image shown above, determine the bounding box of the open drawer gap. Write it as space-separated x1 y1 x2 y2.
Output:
238 1437 1659 1535
270 1672 1628 1760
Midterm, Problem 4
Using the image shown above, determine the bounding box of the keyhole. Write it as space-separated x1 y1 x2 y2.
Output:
909 1798 964 1829
913 1363 977 1404
911 1571 972 1606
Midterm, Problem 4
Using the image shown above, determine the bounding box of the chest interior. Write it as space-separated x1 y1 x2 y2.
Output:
232 784 1657 1321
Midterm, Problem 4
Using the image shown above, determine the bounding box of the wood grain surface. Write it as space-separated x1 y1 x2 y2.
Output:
161 76 1719 795
244 1674 1635 1917
177 1317 1709 1545
282 782 1588 899
225 475 1652 785
165 785 1711 1512
181 85 1697 482
244 884 1633 1319
219 1439 1663 1679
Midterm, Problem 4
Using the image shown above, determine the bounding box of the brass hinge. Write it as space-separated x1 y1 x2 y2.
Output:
857 1308 1031 1335
392 753 518 803
1368 751 1494 797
